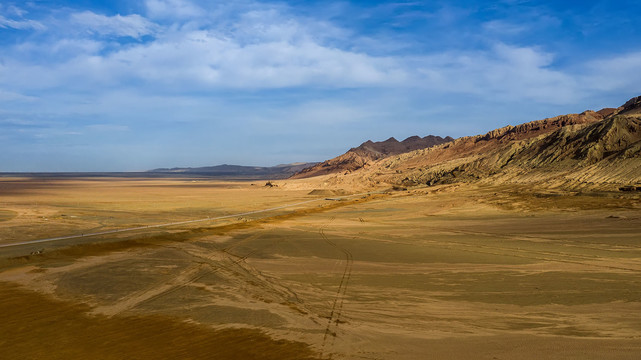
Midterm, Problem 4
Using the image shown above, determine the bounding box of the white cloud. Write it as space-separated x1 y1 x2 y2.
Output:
1 13 407 92
4 4 27 17
481 13 561 38
11 38 104 60
0 117 39 126
413 43 578 104
0 34 587 105
85 124 130 132
482 19 527 35
0 14 45 30
2 2 409 92
0 89 37 102
70 11 159 39
233 9 307 43
145 0 204 19
582 51 641 93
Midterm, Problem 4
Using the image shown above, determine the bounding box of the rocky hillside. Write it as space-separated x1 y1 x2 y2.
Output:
313 96 641 191
291 135 453 178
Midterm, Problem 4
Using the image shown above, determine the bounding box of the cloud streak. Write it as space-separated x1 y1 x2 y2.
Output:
0 14 45 30
70 11 159 39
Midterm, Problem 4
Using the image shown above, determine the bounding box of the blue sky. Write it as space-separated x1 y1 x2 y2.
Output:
1 0 640 171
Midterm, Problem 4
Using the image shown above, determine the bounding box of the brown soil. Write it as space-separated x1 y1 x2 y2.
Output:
1 178 640 359
0 282 318 360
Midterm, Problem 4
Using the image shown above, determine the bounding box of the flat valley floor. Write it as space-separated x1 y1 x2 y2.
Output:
1 177 641 359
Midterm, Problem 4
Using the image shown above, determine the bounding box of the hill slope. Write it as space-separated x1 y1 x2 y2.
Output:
291 135 453 179
312 96 641 191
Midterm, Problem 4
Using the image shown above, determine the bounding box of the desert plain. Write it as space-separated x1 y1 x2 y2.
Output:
1 176 641 359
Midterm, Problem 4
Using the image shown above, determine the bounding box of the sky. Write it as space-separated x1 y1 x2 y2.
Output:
1 0 640 171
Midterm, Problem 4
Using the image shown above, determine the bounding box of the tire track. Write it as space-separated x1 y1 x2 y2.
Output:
181 240 307 308
89 241 248 317
156 234 315 319
90 262 208 316
93 229 321 320
319 219 353 360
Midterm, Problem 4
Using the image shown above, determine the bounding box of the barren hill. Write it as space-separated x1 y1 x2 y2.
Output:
308 96 641 191
291 135 453 179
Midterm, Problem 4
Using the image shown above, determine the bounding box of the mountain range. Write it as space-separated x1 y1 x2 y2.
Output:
291 135 453 178
149 162 317 179
293 96 641 191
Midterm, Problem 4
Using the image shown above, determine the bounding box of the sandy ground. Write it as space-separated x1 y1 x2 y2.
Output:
1 177 641 359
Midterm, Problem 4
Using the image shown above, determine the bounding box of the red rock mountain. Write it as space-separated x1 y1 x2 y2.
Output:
291 135 453 179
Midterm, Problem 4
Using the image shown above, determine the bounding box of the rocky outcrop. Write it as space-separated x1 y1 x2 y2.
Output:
620 96 641 115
